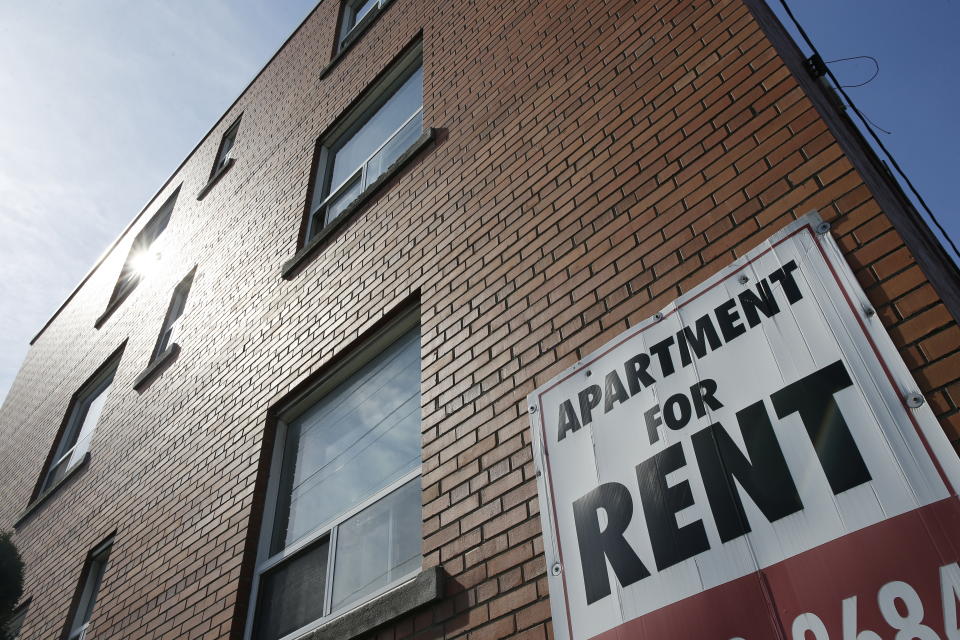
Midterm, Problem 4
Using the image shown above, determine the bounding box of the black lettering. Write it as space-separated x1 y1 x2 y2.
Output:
739 280 780 328
557 400 581 441
578 385 602 426
649 336 676 377
690 379 723 418
692 401 803 543
771 360 871 494
644 404 663 445
714 299 746 343
768 260 803 304
677 315 722 367
573 483 650 605
663 393 692 431
604 370 629 413
624 353 656 394
636 442 710 571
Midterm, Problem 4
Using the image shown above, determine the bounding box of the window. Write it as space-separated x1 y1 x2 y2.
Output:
151 270 195 361
5 602 28 639
107 189 178 309
66 537 113 640
247 320 422 640
306 45 423 240
338 0 389 48
211 117 241 179
40 353 120 494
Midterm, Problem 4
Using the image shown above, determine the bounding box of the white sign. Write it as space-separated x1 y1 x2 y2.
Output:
528 213 960 640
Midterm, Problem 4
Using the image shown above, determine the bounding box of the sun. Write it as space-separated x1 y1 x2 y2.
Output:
128 249 162 279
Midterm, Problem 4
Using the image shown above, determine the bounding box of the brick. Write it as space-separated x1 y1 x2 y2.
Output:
2 2 957 640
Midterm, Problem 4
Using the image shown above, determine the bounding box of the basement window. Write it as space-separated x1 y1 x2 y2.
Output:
246 316 422 640
305 43 423 241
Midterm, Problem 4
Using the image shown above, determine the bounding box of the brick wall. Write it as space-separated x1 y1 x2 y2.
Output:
0 0 957 638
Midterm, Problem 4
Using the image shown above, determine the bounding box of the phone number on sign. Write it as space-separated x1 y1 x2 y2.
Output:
729 563 960 640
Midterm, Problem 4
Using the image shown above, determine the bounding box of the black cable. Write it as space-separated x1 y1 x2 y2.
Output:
776 0 960 262
825 55 880 88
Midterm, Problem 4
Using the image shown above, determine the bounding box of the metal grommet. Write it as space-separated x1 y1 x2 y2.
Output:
654 312 664 321
551 563 562 576
905 393 925 408
585 370 592 377
738 274 750 285
864 306 876 318
529 405 538 414
815 221 831 235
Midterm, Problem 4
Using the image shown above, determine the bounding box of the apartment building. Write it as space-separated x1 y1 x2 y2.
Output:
1 0 959 639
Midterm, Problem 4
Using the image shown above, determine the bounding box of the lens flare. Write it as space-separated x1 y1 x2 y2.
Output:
129 250 161 278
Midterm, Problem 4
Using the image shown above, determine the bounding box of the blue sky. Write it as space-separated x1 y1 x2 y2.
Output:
0 1 957 403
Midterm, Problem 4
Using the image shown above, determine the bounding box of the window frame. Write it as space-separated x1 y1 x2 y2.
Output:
210 116 241 181
65 535 114 640
337 0 391 50
38 351 121 496
304 42 423 242
100 188 179 323
244 311 423 640
151 268 196 363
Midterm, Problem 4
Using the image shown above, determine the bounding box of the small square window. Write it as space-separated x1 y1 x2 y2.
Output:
247 317 422 640
151 269 195 362
305 44 423 241
106 188 178 310
338 0 389 48
211 117 241 179
39 351 121 494
66 537 113 640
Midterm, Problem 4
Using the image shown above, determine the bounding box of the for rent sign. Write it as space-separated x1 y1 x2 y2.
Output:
529 213 960 640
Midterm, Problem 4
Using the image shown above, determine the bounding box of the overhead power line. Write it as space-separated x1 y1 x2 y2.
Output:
776 0 960 262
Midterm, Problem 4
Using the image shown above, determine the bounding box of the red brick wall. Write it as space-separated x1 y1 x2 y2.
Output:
0 0 957 638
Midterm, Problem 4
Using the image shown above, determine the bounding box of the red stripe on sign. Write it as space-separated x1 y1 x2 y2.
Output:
590 498 960 640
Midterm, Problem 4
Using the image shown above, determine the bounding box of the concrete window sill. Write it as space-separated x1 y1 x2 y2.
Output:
14 453 91 528
95 284 137 329
197 157 235 201
282 128 436 279
294 566 445 640
133 343 180 391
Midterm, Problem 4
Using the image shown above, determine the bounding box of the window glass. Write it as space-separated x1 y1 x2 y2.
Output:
69 380 112 463
43 366 116 491
153 273 193 360
249 322 423 639
271 329 421 552
349 0 379 29
213 119 240 176
255 538 329 640
329 66 423 193
109 190 177 306
68 540 112 640
331 477 422 610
